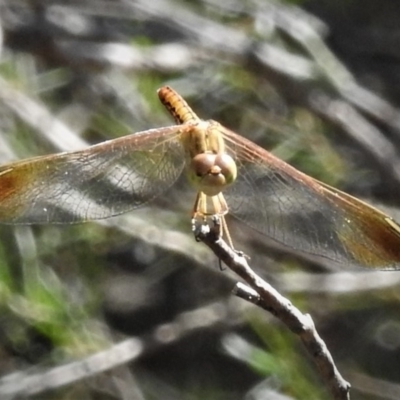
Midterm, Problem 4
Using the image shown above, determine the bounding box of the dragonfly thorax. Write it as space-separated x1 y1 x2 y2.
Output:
188 152 237 196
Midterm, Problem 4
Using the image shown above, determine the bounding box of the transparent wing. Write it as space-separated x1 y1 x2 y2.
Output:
221 127 400 269
0 125 185 223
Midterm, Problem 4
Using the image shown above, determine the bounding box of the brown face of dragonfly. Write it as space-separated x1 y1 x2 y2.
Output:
188 152 237 197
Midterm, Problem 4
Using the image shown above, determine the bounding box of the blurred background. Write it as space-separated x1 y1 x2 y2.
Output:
0 0 400 399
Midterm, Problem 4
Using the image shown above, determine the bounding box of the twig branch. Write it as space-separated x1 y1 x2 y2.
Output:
195 218 351 400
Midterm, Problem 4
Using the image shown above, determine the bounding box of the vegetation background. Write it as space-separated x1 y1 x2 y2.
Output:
0 0 399 399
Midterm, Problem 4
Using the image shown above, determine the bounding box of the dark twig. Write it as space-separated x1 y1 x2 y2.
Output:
195 217 351 400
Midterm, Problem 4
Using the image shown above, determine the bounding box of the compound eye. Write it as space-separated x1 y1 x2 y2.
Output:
191 153 216 178
188 152 237 196
215 153 237 184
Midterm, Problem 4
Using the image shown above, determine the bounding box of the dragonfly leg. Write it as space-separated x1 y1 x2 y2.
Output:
192 191 242 253
211 193 237 250
192 192 208 241
220 215 234 250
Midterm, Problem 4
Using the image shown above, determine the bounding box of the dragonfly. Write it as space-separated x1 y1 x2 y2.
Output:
0 86 400 270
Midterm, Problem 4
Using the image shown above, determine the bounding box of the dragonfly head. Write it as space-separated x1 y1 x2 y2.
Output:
188 152 237 196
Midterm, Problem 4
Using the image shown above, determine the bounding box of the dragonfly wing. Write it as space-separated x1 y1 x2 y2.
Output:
0 126 185 223
224 157 349 263
222 127 400 269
